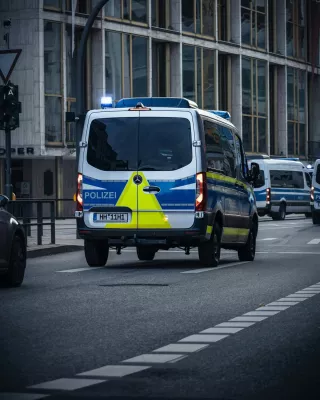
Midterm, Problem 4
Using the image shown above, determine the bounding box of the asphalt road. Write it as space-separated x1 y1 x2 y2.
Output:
1 217 320 399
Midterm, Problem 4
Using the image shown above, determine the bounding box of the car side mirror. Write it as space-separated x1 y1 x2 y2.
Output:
0 194 9 208
250 162 260 182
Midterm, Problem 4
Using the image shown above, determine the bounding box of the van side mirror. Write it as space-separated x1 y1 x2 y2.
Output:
250 162 260 182
0 194 9 208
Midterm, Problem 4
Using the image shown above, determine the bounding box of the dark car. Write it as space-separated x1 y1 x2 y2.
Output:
0 194 27 287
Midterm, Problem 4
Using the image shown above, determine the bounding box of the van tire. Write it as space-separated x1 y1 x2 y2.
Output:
5 235 26 287
312 212 320 225
238 224 257 262
137 247 156 261
272 203 286 221
198 222 221 268
84 240 108 267
305 212 312 218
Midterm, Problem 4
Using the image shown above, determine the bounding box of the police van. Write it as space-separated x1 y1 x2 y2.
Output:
75 97 260 268
311 159 320 224
247 156 312 220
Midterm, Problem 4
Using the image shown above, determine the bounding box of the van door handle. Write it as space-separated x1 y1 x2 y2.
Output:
143 186 161 193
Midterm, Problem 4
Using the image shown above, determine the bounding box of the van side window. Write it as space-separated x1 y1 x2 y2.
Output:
292 171 304 188
233 133 246 180
316 165 320 185
305 172 312 188
203 119 236 178
270 170 304 189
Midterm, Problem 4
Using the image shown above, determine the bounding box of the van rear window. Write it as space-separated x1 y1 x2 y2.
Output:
316 165 320 185
87 117 192 171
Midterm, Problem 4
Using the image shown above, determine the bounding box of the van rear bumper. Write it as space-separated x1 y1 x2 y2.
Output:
77 218 208 247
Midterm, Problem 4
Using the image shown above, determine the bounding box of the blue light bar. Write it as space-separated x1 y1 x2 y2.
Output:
101 96 113 109
207 110 231 120
115 97 199 109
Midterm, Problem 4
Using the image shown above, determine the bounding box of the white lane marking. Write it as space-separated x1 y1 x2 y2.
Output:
179 334 228 343
257 251 320 255
230 316 268 322
181 261 248 274
257 306 290 311
152 344 208 353
257 238 278 241
307 239 320 245
28 378 105 391
0 394 49 400
216 322 256 327
295 291 317 295
244 311 280 316
288 293 314 298
78 365 150 378
301 288 320 291
278 297 307 302
267 301 298 306
200 327 244 334
122 354 185 364
58 267 102 273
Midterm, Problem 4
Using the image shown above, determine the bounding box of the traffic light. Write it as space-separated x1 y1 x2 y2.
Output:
0 82 21 131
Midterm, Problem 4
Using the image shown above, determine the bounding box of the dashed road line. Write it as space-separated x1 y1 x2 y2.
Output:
307 239 320 245
122 354 186 364
28 377 105 391
152 344 208 353
181 261 248 274
78 365 150 378
0 394 49 400
257 238 278 241
179 334 228 343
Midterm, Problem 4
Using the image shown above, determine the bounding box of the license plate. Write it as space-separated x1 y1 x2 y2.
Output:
93 213 128 222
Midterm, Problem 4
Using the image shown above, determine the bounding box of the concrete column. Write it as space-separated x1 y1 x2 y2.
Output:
214 50 219 108
309 75 320 142
148 36 152 96
304 71 308 159
214 0 218 40
91 28 105 109
276 0 286 56
170 42 182 97
231 55 242 137
277 66 288 156
55 157 64 218
230 0 241 45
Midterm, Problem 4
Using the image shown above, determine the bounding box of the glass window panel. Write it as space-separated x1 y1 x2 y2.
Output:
105 0 121 18
241 0 250 8
196 0 201 34
123 0 130 19
203 49 215 109
299 26 305 59
123 34 131 97
132 0 147 23
257 60 266 116
66 26 75 99
252 11 256 47
242 57 251 115
197 48 202 108
286 23 293 57
44 21 61 95
258 118 266 153
105 31 122 102
287 68 294 121
292 171 304 189
299 71 305 123
241 7 251 45
151 0 157 26
299 124 305 156
256 0 265 13
288 122 294 155
298 0 305 26
66 101 76 143
45 96 62 143
253 117 257 152
242 116 252 152
286 0 293 23
183 45 195 102
44 0 61 9
218 0 228 41
132 36 148 97
256 12 265 48
182 0 194 32
202 0 214 37
252 59 257 114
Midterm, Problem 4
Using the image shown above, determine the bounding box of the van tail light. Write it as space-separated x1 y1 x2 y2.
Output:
76 173 83 211
196 173 207 211
311 186 315 201
266 187 271 204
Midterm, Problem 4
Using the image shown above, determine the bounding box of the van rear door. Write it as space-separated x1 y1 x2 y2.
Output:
136 111 196 230
82 111 139 230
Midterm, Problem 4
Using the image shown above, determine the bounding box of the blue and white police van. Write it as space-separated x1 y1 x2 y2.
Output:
75 97 260 268
247 156 312 220
311 159 320 224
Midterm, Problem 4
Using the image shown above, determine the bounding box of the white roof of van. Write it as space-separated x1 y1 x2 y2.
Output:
249 158 306 168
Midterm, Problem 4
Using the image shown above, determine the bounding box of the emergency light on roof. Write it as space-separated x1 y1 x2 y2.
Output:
115 97 199 109
207 110 231 120
101 96 113 109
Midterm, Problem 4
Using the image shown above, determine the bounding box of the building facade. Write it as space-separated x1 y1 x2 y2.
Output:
0 0 320 214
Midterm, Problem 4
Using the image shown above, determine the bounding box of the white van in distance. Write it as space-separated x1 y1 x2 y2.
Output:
311 159 320 224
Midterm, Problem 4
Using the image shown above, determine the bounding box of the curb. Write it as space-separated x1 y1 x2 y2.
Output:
27 245 84 259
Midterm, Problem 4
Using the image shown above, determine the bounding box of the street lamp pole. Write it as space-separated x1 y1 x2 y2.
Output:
75 0 109 172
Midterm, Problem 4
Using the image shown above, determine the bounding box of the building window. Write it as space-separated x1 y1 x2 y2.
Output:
44 21 63 144
286 0 306 59
218 54 230 111
268 0 276 53
151 0 171 29
43 0 61 11
105 0 147 24
218 0 228 41
242 57 267 153
152 41 169 97
105 31 148 100
287 67 306 156
183 45 215 109
65 0 91 14
182 0 215 38
241 0 266 49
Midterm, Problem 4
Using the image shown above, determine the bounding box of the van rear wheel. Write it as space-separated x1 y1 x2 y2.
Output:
137 246 156 261
84 240 109 267
312 212 320 225
198 222 221 267
238 225 257 262
272 203 286 221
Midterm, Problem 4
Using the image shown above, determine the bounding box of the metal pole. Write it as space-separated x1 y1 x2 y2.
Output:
4 126 12 200
75 0 109 173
